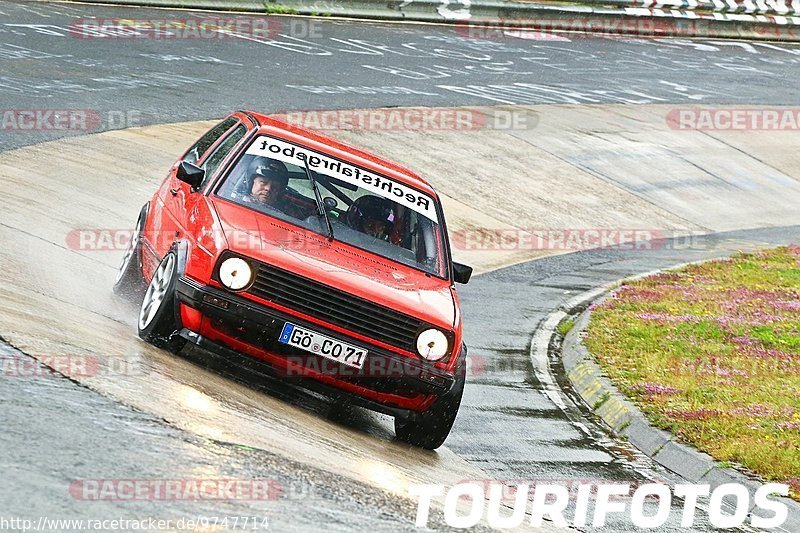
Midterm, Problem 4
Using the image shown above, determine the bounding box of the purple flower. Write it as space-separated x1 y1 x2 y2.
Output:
714 367 749 378
731 336 759 346
732 405 797 419
737 346 799 360
632 382 682 395
667 409 722 421
615 287 666 303
771 300 800 311
635 312 703 323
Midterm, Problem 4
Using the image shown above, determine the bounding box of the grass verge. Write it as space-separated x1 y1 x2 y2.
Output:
557 318 575 337
585 246 800 500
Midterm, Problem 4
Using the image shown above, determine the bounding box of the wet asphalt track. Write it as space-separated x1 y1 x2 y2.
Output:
3 0 800 152
1 1 800 530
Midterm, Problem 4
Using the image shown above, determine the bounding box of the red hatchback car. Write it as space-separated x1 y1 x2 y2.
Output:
114 111 473 449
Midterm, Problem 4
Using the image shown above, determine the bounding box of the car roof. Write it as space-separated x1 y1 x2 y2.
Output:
242 110 439 198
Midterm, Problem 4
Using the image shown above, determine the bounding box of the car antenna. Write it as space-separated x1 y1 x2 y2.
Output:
300 156 335 242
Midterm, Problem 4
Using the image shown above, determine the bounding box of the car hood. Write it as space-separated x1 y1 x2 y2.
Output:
211 199 456 329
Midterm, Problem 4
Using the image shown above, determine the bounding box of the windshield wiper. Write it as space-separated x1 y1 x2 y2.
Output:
300 157 334 241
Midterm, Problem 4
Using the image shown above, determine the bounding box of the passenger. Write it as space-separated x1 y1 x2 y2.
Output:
347 195 394 241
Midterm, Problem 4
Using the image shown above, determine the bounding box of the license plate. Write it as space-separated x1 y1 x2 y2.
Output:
278 322 367 369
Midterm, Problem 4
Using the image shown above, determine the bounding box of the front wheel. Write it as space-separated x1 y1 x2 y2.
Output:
113 204 147 299
138 251 185 352
394 350 467 450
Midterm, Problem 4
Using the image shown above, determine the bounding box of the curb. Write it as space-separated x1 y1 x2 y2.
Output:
557 272 800 531
65 0 800 41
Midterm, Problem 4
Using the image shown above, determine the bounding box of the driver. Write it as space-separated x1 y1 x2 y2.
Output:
347 195 393 241
242 157 303 218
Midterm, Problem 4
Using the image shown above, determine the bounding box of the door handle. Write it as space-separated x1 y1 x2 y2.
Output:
169 188 179 196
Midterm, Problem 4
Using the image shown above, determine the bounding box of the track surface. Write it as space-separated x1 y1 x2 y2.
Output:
3 0 800 152
1 1 799 531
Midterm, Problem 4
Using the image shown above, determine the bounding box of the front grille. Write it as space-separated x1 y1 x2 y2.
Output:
247 262 423 352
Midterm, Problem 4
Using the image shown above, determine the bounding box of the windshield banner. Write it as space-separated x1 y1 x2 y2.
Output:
246 135 439 223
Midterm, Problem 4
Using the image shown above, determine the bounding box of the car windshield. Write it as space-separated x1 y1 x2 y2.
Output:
215 135 448 278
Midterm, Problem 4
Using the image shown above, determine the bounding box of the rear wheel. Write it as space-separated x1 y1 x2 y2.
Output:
394 350 466 450
113 204 147 299
137 251 185 352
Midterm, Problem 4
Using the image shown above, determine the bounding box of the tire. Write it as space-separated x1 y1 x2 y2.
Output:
113 204 147 299
394 348 467 450
137 251 185 352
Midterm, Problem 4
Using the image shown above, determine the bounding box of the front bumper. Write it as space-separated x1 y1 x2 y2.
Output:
175 277 458 413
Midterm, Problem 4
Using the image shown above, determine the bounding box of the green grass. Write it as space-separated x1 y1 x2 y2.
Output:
262 2 298 15
585 246 800 500
593 391 610 411
557 318 575 337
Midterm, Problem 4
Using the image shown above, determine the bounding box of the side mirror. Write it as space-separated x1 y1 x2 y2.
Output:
176 161 205 190
453 262 473 284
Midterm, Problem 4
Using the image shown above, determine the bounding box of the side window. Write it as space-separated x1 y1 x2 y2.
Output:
184 117 238 165
200 125 247 188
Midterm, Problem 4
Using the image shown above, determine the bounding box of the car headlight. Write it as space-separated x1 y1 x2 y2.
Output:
416 328 449 361
218 257 254 291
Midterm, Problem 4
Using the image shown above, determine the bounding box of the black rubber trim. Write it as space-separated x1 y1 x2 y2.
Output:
176 277 457 394
178 327 420 421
